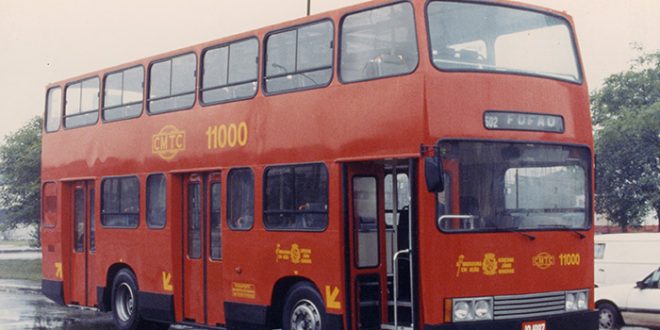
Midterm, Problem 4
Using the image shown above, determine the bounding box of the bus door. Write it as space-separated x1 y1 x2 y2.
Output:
346 160 416 330
182 172 224 326
69 180 94 306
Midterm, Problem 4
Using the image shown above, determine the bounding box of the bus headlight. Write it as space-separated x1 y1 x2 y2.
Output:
474 299 492 319
452 297 493 322
453 301 470 321
576 291 588 310
565 292 576 311
566 290 588 311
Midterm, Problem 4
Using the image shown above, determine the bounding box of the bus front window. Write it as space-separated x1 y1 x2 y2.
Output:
437 141 590 232
426 1 581 83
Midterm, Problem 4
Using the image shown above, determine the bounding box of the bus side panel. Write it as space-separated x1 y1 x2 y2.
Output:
220 163 346 328
92 174 176 322
169 174 184 324
41 181 65 305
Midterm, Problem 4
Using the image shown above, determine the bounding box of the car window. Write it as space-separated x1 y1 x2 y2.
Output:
594 243 605 259
649 269 660 288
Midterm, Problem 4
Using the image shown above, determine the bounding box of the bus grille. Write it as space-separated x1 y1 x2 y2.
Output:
493 291 565 320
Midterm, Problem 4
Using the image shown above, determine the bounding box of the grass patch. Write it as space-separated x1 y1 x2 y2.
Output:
0 259 42 281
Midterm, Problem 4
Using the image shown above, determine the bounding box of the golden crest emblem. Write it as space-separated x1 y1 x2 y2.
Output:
482 253 498 276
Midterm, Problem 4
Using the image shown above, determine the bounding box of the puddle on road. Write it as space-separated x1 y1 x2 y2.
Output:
0 290 114 330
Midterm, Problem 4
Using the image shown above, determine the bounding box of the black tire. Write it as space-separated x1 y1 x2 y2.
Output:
598 302 622 330
282 282 327 330
111 269 170 330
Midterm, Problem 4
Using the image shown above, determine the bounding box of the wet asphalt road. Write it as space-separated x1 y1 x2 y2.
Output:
0 288 114 330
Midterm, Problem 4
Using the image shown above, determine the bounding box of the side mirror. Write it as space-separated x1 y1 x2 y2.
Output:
425 155 444 192
636 281 646 289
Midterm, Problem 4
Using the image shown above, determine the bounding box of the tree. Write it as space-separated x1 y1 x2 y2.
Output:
0 117 42 242
592 51 660 231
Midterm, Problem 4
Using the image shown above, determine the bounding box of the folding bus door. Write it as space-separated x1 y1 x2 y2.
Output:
346 163 387 330
182 172 224 326
69 180 94 306
346 161 417 330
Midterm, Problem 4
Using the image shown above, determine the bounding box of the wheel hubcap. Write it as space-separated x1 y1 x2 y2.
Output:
599 309 614 329
291 299 321 330
115 283 135 322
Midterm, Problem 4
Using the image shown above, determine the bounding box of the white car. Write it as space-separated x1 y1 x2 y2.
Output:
595 233 660 287
596 267 660 329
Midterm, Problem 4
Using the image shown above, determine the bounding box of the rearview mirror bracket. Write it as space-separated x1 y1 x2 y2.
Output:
421 144 444 193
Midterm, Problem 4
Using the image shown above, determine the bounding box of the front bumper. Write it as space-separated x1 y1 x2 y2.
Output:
424 310 598 330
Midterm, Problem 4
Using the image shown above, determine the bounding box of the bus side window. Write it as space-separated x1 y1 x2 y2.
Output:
148 53 196 114
228 168 254 231
101 177 140 228
45 87 62 132
264 20 333 94
340 2 418 83
103 66 144 121
201 38 258 105
146 174 167 229
264 164 328 231
64 77 99 128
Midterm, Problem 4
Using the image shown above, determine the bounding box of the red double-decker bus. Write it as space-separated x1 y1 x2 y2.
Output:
41 0 597 329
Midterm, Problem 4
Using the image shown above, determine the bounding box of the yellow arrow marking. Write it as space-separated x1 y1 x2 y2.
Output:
325 285 341 310
55 262 63 279
162 272 173 291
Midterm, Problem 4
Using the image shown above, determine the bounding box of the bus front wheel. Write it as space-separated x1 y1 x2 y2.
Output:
111 269 168 330
282 282 327 330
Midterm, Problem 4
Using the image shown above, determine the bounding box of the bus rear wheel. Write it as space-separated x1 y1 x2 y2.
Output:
282 283 327 330
111 269 169 330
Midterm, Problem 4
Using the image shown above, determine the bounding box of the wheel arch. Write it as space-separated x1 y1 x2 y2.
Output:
269 276 322 328
101 263 136 312
596 299 625 326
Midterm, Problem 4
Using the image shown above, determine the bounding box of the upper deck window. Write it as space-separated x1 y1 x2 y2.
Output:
103 66 144 121
202 38 259 104
427 1 581 83
148 53 196 114
340 3 418 83
64 77 99 128
265 20 333 94
45 87 62 132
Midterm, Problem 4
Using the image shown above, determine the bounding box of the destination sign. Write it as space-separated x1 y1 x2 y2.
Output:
484 111 564 133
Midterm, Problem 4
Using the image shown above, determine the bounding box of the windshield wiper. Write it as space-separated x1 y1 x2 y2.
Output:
491 224 536 241
539 224 586 239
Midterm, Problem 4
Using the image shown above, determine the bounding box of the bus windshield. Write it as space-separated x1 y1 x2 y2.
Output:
437 141 590 232
427 1 581 83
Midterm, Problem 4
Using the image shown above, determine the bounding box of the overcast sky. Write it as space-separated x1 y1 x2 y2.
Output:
0 0 658 140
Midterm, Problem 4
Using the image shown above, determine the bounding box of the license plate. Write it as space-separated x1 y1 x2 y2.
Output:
522 320 546 330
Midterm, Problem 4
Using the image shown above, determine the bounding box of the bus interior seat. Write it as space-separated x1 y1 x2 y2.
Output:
364 53 408 79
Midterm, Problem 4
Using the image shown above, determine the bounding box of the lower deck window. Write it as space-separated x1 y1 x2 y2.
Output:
101 176 139 228
264 164 328 231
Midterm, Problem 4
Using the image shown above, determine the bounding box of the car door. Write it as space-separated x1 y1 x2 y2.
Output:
624 268 660 328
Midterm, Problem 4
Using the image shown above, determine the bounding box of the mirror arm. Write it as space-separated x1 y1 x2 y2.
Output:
422 144 444 192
